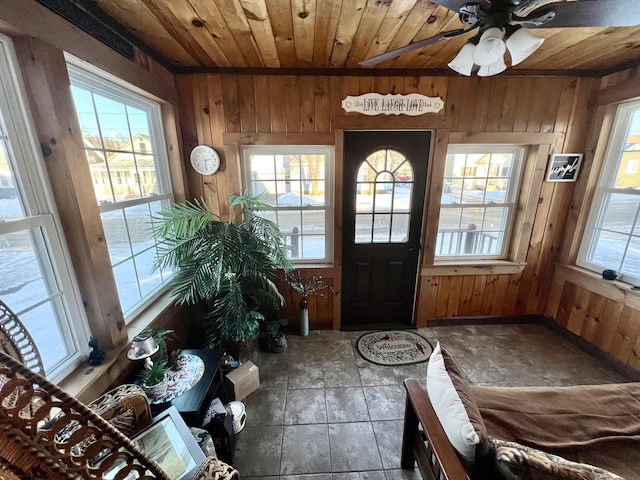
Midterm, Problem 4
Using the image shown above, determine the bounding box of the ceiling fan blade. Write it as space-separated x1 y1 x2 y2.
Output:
527 0 640 28
359 29 470 67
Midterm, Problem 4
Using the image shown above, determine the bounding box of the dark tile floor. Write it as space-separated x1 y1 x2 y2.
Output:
234 324 631 480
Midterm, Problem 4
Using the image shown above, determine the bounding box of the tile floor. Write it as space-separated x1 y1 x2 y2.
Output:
234 323 632 480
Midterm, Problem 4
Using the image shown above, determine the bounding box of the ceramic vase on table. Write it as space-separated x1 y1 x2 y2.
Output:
299 299 309 337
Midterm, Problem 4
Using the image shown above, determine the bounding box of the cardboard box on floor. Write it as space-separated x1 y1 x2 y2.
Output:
224 361 260 401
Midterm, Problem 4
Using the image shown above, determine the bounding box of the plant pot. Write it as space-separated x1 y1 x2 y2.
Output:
226 337 256 363
269 332 288 353
143 375 168 399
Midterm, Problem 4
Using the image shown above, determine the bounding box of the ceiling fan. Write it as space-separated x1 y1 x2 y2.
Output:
360 0 640 76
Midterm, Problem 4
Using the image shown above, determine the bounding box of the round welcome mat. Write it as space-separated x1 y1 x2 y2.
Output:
356 330 433 366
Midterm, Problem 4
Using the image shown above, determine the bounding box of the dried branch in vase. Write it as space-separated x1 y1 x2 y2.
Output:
285 270 331 300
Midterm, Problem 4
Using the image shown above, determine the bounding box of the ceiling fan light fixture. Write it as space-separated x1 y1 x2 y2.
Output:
477 56 507 77
448 42 476 76
472 27 506 67
506 28 544 66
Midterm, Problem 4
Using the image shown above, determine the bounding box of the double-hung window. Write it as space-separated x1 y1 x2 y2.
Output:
578 101 640 285
437 145 524 259
0 35 90 380
242 146 333 263
67 62 174 320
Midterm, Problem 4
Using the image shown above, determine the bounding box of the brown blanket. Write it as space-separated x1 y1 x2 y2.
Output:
472 383 640 479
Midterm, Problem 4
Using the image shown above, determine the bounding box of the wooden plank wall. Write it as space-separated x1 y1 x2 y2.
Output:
544 67 640 369
175 73 606 338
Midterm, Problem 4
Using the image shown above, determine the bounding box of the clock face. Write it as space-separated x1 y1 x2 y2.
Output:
190 145 220 175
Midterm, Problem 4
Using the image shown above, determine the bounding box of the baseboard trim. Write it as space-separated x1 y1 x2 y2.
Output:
426 314 542 327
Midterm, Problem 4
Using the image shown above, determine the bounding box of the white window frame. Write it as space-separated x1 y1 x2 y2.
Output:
436 145 525 261
66 59 175 320
0 34 91 381
241 145 334 264
577 100 640 286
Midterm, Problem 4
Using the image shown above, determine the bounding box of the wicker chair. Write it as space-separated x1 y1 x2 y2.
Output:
0 299 239 480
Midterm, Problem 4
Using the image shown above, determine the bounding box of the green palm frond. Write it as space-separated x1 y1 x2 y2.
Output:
151 198 219 239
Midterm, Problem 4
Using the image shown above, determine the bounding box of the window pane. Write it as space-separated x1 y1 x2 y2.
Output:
355 214 373 243
599 193 638 235
244 148 331 263
20 301 69 372
70 65 173 320
391 213 410 242
590 230 626 271
102 209 131 264
437 147 522 258
0 140 22 217
373 213 391 243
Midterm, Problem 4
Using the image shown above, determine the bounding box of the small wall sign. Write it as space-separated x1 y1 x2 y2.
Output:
341 93 444 116
546 153 584 182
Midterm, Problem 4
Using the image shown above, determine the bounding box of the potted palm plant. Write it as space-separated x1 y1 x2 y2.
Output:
151 193 292 361
138 361 168 398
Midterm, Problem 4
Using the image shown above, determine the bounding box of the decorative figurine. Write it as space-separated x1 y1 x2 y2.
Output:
87 337 106 366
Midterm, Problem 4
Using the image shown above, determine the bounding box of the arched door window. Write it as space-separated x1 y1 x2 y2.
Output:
355 149 414 243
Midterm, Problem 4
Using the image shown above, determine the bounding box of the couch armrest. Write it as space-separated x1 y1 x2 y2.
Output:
88 384 152 437
402 378 470 480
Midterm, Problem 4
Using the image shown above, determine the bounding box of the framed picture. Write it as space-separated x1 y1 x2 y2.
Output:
103 406 205 480
546 153 584 182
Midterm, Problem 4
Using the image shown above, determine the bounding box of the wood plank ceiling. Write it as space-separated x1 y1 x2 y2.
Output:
86 0 640 74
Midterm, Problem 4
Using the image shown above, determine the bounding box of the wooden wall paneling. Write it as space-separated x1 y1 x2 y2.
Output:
539 79 566 133
269 75 286 133
417 277 438 326
314 76 331 132
403 75 419 93
222 75 241 133
14 37 126 349
491 275 512 315
458 276 475 316
555 281 577 328
579 292 607 345
594 298 625 353
480 275 499 313
175 75 202 200
420 128 449 264
565 285 591 335
222 144 243 199
445 276 463 317
485 78 510 133
344 76 360 102
498 80 520 132
237 75 256 133
374 76 390 93
161 103 188 203
329 76 346 129
470 276 487 315
358 76 375 95
299 76 316 132
505 271 523 314
205 76 228 215
444 77 463 131
610 307 640 363
511 79 536 132
284 76 301 133
469 79 491 132
434 276 452 318
253 76 271 132
455 77 481 133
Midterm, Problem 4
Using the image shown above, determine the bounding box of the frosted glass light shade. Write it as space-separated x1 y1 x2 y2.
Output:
448 43 476 76
472 27 506 66
477 56 507 77
506 28 544 65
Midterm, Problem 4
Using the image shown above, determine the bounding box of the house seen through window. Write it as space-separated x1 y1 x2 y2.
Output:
578 101 640 285
68 62 174 320
437 146 524 259
242 146 332 263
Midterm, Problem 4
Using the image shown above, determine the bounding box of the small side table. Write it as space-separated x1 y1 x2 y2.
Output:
206 414 236 464
150 348 225 427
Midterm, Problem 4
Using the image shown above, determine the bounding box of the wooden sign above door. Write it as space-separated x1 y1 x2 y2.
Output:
341 93 444 116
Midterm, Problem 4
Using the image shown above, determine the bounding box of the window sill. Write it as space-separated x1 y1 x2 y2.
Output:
421 261 526 276
58 291 179 404
555 264 640 311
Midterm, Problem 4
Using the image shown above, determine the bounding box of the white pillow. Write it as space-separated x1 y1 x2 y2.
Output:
426 342 480 462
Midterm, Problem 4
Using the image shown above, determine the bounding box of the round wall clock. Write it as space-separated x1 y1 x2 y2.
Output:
190 145 220 175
